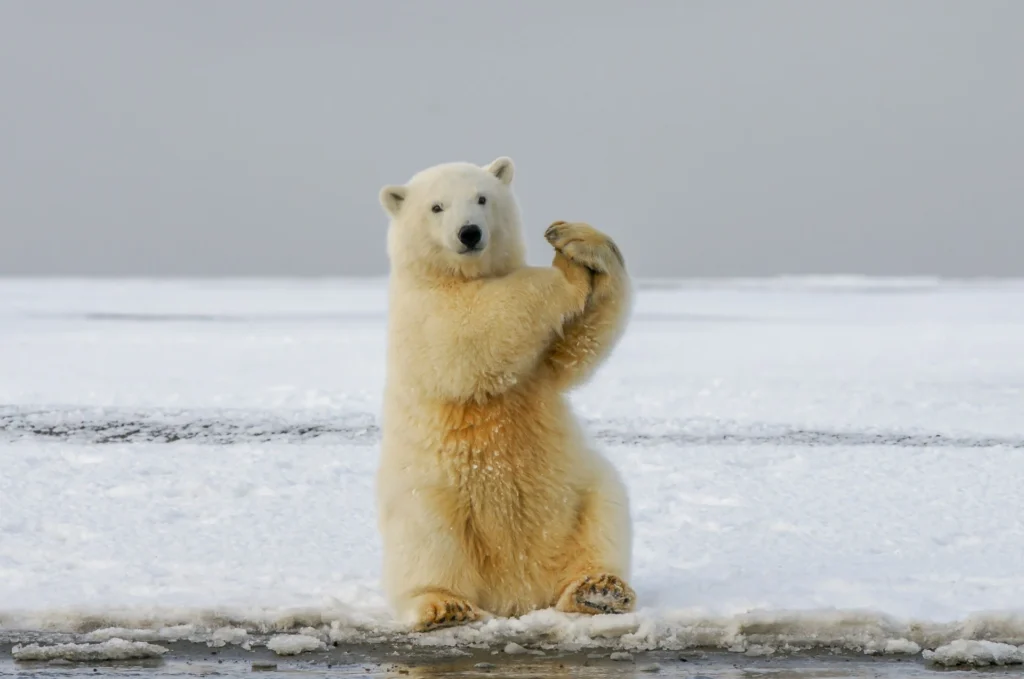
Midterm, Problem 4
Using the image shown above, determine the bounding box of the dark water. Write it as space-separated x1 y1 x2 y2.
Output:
3 644 1019 678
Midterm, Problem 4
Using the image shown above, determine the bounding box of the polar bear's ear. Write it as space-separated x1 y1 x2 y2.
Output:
485 157 515 185
379 185 407 218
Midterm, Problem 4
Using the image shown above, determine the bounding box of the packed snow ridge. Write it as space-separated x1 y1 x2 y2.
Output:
5 607 1024 664
11 638 168 661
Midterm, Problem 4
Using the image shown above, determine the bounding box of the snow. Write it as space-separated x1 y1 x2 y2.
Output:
2 277 1024 663
11 639 169 661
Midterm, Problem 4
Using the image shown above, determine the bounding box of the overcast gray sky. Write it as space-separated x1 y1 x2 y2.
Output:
1 1 1021 278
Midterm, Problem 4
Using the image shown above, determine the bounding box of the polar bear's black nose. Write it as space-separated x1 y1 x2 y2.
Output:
458 224 482 249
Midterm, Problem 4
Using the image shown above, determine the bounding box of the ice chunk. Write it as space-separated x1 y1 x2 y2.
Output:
923 639 1024 667
265 634 326 656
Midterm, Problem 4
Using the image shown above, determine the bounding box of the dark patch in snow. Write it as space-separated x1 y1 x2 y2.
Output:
1 406 1021 449
598 429 1024 449
0 406 379 445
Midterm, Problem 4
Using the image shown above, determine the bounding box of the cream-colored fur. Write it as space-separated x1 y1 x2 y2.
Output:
376 157 634 631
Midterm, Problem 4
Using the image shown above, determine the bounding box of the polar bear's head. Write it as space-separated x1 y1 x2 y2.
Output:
379 157 525 279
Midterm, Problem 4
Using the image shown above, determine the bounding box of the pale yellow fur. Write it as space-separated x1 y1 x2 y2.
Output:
376 158 634 630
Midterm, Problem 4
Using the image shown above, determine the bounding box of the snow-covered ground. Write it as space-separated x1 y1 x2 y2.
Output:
1 278 1023 664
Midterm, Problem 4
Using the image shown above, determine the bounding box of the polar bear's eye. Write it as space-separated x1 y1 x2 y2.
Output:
431 203 443 214
477 195 487 206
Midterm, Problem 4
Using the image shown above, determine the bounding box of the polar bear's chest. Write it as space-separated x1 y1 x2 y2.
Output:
430 396 571 516
396 385 578 540
430 387 555 459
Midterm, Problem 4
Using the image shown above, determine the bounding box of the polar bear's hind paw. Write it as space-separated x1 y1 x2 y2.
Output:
556 573 636 615
411 591 482 631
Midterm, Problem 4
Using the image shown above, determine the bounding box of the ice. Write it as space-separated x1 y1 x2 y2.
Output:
881 639 922 655
209 626 251 647
2 277 1024 658
265 634 326 655
11 639 169 661
923 639 1024 667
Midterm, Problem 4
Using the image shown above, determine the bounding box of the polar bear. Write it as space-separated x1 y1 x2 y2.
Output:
376 156 634 631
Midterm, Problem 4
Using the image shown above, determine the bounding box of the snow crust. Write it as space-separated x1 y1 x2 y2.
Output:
2 278 1023 661
11 638 169 661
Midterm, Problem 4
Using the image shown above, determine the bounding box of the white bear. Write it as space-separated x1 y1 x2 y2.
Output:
376 156 634 630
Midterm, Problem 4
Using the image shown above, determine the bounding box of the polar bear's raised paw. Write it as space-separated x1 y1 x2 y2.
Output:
545 221 625 274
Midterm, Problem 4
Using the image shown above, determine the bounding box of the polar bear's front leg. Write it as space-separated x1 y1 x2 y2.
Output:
541 221 632 390
439 264 592 400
